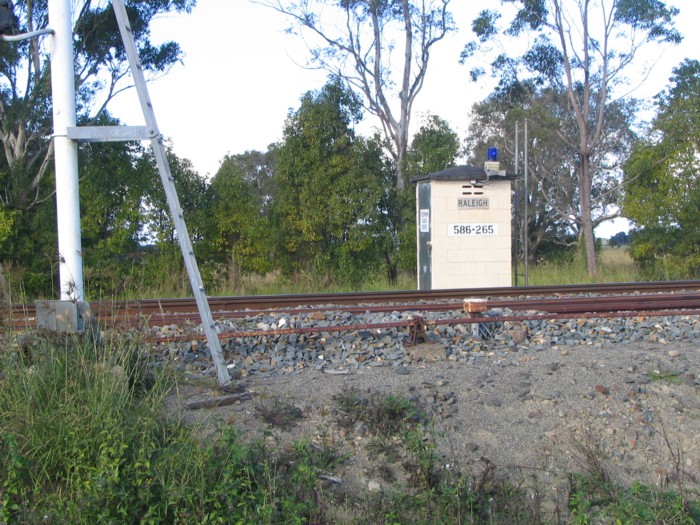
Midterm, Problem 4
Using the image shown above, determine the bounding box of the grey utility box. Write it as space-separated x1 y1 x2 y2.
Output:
35 300 94 333
413 165 517 290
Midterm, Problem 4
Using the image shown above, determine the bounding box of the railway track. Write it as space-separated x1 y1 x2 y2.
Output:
3 280 700 332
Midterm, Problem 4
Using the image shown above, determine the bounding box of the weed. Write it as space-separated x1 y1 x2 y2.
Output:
527 247 639 285
0 334 195 523
568 475 700 523
565 421 700 524
402 430 442 489
376 463 397 483
255 399 305 430
568 422 612 487
366 435 403 462
332 388 547 522
334 387 427 437
2 333 699 523
647 369 681 383
0 334 350 524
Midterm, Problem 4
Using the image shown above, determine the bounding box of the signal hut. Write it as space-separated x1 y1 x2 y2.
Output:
413 163 517 290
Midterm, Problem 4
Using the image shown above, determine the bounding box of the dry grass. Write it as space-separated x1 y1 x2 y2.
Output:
527 247 639 286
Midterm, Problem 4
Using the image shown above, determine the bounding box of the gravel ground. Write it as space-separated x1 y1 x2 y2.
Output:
164 312 700 515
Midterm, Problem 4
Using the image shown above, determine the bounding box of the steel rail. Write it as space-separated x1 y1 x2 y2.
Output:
3 280 700 331
91 279 700 314
117 291 700 327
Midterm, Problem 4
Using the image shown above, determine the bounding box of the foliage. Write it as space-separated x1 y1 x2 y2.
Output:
271 79 392 286
137 145 210 246
217 148 277 208
624 59 700 280
0 333 345 524
0 206 13 247
568 475 700 524
465 82 637 264
83 144 213 299
532 234 579 265
463 0 680 275
257 0 455 189
404 114 459 177
0 188 57 298
0 136 210 298
78 118 157 297
1 334 698 523
0 0 198 298
205 152 274 278
608 231 630 247
0 0 196 214
80 134 149 260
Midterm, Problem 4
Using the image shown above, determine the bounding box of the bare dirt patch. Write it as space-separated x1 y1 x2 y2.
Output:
166 340 700 515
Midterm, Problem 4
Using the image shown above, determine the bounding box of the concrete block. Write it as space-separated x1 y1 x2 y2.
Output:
36 300 93 333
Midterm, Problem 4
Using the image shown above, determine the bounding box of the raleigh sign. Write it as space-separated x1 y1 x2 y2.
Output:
457 197 489 209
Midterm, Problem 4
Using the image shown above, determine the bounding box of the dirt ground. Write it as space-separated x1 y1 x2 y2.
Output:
166 339 700 513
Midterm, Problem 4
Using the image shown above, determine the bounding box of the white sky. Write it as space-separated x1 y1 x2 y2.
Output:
108 0 699 237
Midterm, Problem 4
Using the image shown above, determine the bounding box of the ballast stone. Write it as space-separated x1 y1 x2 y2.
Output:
146 307 700 379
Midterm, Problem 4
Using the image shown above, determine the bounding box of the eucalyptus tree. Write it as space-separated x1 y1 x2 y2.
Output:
465 83 575 262
0 0 195 213
0 0 195 296
464 0 681 275
256 0 454 190
215 149 277 211
137 145 209 248
465 81 637 262
623 60 700 278
78 129 152 295
0 116 159 298
80 137 150 258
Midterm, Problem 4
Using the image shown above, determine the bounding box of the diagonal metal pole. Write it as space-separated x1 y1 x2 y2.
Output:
110 0 230 386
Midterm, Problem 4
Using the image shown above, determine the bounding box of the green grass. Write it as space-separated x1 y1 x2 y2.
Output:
209 269 418 296
568 475 700 524
246 247 641 292
0 334 342 524
118 247 641 298
647 369 682 383
0 246 657 302
135 247 641 297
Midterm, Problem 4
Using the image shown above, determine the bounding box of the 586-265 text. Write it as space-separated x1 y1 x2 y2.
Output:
448 224 498 236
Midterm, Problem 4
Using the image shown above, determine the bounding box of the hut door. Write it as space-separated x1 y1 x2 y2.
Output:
417 182 432 290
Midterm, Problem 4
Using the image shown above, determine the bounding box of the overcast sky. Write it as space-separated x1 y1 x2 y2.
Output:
108 1 487 177
107 0 700 236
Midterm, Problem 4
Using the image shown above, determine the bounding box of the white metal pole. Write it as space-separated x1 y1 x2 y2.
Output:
524 119 529 285
49 0 83 301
